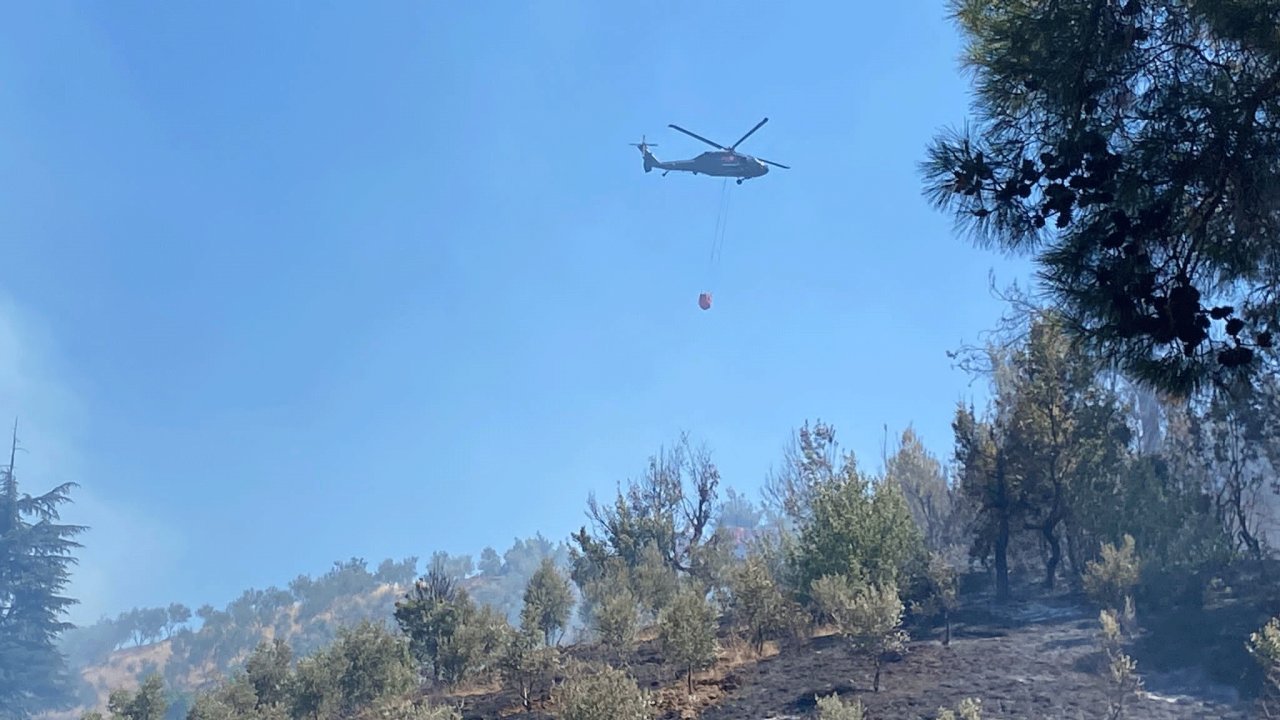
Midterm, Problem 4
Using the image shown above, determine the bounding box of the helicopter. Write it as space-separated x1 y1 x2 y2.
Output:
632 117 790 184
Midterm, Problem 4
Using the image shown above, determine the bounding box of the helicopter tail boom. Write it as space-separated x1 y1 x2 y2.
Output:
631 136 661 172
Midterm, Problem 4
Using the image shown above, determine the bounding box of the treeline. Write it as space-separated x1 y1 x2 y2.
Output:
58 539 570 712
61 605 193 666
91 308 1280 720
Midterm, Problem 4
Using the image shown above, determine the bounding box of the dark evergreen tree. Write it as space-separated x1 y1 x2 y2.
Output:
922 0 1280 394
0 423 86 718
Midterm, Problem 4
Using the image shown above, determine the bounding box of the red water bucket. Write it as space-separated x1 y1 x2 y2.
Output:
698 292 712 310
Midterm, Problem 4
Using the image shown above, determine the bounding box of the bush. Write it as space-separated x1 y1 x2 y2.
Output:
498 628 560 712
1084 535 1141 614
657 586 720 694
1247 617 1280 718
811 575 907 692
1098 609 1143 720
936 698 982 720
814 692 865 720
726 553 788 655
554 662 652 720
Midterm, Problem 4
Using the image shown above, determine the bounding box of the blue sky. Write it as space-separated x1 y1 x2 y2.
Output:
0 1 1033 624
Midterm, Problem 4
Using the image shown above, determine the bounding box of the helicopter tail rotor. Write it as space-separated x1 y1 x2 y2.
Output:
630 135 660 171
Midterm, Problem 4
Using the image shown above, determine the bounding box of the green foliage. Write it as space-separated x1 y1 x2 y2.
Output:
884 427 964 554
462 535 571 627
358 696 460 720
911 552 958 645
570 433 721 599
0 431 86 718
393 569 503 686
813 692 864 720
107 675 167 720
1247 617 1280 718
811 575 907 693
588 585 638 657
761 420 841 531
923 0 1280 392
270 621 414 720
243 639 292 709
725 552 787 655
656 585 719 694
553 661 652 720
793 454 925 596
497 628 559 712
519 557 573 646
936 698 982 720
1097 610 1143 720
1084 535 1141 613
322 621 416 716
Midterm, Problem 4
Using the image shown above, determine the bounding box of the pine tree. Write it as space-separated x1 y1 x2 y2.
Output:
0 423 86 719
922 0 1280 394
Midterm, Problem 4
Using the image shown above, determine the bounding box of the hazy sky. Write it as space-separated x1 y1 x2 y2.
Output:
0 2 1033 624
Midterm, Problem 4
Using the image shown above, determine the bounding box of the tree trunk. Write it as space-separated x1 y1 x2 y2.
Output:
943 609 951 646
995 515 1010 602
1043 524 1062 590
687 667 693 695
873 657 882 692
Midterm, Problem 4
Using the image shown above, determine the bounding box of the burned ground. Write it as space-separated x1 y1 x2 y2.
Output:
435 587 1252 720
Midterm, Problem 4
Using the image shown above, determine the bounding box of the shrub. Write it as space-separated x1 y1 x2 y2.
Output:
814 692 865 720
1084 535 1141 616
811 575 907 692
554 661 652 720
657 586 719 694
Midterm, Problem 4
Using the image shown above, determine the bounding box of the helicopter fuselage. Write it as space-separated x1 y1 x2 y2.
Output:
655 151 770 179
635 118 787 183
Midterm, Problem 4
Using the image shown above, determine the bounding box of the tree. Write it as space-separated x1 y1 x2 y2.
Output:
497 628 558 712
953 392 1020 602
106 675 166 720
762 420 842 531
657 585 719 694
244 638 293 709
163 604 191 640
922 0 1280 394
883 427 963 554
519 558 573 647
393 568 503 686
0 425 86 718
792 449 924 597
322 621 416 717
725 553 786 656
588 584 637 660
912 552 959 646
571 433 720 583
477 548 502 577
811 575 908 693
1003 314 1131 589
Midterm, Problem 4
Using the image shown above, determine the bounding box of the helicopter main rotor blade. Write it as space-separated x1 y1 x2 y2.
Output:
730 117 769 151
667 124 728 151
757 157 790 169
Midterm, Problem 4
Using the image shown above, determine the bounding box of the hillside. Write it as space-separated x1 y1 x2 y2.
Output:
50 538 570 720
421 582 1250 720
